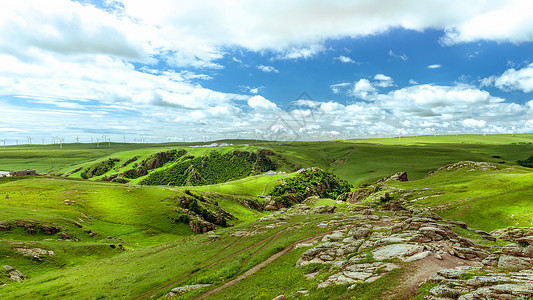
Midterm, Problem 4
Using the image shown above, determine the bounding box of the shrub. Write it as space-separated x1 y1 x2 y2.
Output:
140 149 277 186
81 158 120 179
517 156 533 168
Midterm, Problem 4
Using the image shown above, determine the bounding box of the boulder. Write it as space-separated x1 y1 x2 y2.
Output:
348 227 371 239
371 243 419 261
497 254 533 270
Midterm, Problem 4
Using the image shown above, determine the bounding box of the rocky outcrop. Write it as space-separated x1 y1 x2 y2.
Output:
0 220 63 235
336 188 372 203
424 267 533 300
3 265 25 282
425 161 499 178
490 226 533 240
166 284 212 297
189 218 216 234
376 171 408 183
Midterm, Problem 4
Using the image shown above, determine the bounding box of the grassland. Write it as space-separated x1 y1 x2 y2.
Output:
387 164 533 231
0 134 532 299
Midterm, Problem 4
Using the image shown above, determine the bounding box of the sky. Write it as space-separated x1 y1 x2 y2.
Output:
1 0 533 144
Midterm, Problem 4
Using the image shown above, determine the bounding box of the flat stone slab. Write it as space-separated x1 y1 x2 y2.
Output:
372 243 418 260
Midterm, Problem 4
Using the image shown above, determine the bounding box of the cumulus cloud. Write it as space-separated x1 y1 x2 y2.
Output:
257 65 279 73
351 79 377 98
441 1 533 45
462 118 486 128
248 95 278 110
491 63 533 93
373 74 394 88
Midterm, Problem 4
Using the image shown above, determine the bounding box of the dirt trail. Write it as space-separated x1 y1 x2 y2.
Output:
194 232 330 299
386 253 480 299
133 228 289 299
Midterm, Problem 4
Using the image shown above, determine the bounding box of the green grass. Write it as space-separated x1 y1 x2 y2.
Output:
1 134 533 299
188 173 289 196
0 214 337 299
389 165 533 231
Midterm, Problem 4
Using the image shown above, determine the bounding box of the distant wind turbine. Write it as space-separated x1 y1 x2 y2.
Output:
1 139 6 150
27 136 32 146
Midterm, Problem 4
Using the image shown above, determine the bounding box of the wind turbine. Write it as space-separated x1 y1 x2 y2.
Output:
96 138 99 148
27 136 32 146
59 137 64 149
1 139 6 150
76 136 79 143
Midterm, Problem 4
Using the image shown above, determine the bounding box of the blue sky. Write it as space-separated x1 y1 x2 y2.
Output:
1 0 533 143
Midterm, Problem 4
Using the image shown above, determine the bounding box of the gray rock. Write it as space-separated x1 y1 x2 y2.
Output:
349 227 371 239
3 265 15 272
437 268 463 279
171 284 212 294
466 276 511 287
372 243 418 261
498 254 533 270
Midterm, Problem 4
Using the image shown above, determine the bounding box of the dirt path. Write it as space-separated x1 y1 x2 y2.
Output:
133 228 290 299
386 253 481 299
194 231 330 299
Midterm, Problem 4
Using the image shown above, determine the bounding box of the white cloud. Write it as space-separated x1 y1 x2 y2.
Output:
427 64 442 69
351 79 376 98
462 118 486 128
257 65 279 73
248 95 278 110
335 56 356 63
373 74 394 88
374 74 392 81
274 45 325 60
441 1 533 45
320 101 345 112
330 82 350 94
491 63 533 93
389 50 407 61
409 79 419 85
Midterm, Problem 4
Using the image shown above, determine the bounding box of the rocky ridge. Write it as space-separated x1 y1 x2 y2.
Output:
261 198 533 299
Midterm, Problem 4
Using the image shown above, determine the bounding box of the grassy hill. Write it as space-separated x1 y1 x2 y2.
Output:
1 134 533 299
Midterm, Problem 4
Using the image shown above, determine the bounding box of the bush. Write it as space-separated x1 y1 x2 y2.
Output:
517 156 533 168
268 168 352 203
81 158 120 179
140 149 277 186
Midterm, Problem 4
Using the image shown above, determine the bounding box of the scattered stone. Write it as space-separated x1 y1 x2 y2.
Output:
14 247 54 258
208 234 221 241
272 295 286 300
170 284 211 294
3 265 26 282
304 271 319 280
